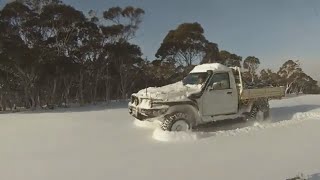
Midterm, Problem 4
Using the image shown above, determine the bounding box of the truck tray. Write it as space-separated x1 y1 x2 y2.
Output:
241 86 285 100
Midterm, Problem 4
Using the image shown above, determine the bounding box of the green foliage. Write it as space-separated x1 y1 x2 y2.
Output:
259 69 281 86
156 22 208 66
219 50 242 67
102 6 145 41
201 42 219 64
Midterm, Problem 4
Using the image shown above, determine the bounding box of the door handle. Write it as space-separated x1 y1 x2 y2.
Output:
227 92 232 94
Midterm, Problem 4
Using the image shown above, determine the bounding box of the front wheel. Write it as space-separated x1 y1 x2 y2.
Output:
161 112 191 131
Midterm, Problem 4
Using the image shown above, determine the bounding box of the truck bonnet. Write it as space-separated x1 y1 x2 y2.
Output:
134 81 202 101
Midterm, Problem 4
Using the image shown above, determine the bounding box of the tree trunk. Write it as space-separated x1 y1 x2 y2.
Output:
119 65 128 100
63 76 72 107
90 86 94 104
105 80 110 102
299 87 304 94
93 78 99 104
79 69 84 105
118 84 123 100
0 94 4 111
251 71 254 83
285 82 293 94
105 66 110 102
104 80 109 101
24 86 30 108
120 79 126 100
65 88 70 106
24 86 35 109
30 95 36 110
51 78 57 105
36 88 41 108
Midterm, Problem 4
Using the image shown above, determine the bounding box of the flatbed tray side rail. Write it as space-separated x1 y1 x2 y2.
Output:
241 86 285 100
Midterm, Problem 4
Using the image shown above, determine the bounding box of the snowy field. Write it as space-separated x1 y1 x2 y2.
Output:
1 95 320 180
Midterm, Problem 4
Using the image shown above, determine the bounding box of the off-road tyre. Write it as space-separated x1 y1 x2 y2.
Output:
161 112 192 131
248 98 270 121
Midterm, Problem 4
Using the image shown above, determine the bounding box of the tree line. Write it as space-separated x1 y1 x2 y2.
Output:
0 0 319 111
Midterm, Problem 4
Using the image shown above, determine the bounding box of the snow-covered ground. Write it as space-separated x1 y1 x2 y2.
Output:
1 95 320 180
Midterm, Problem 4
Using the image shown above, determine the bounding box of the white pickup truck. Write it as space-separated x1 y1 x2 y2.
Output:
129 63 285 131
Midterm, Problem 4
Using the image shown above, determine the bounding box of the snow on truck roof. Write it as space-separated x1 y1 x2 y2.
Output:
190 63 231 73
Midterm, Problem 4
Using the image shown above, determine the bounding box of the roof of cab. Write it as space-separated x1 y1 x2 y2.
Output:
190 63 231 73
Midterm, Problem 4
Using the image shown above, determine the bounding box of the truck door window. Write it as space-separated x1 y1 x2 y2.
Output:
209 73 230 90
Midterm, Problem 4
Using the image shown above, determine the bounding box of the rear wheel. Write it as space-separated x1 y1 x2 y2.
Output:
248 99 270 121
161 112 191 131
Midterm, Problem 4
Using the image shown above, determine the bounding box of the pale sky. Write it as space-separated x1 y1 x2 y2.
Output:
1 0 320 79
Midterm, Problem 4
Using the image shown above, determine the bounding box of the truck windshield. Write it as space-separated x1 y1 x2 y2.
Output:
182 72 209 85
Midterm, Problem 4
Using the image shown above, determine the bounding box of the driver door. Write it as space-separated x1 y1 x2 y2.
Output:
201 72 238 116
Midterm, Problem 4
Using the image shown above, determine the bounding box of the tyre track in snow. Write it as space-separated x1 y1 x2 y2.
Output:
150 109 320 142
134 95 320 142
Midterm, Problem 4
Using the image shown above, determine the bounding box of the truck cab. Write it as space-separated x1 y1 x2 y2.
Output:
195 67 239 117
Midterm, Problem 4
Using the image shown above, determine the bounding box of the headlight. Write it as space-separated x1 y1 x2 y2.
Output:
133 97 139 106
131 96 139 105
